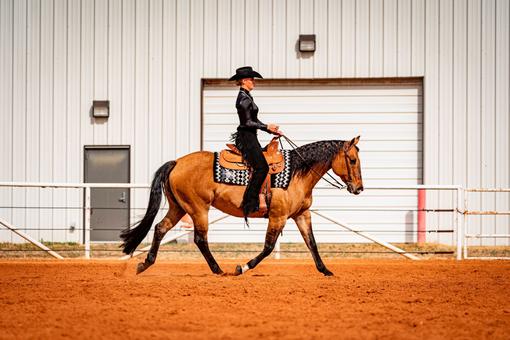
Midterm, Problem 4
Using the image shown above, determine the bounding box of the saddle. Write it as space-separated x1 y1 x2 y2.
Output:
218 137 285 216
219 137 285 174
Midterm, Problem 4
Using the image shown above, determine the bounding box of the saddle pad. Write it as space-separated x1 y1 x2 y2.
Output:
213 150 292 188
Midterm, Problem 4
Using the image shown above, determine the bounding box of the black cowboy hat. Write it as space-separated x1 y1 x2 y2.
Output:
229 66 263 81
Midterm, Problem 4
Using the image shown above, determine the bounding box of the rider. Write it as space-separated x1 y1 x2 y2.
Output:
229 66 282 219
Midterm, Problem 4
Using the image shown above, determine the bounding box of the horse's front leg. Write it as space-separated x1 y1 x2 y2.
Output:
192 212 223 275
294 209 333 276
234 216 286 275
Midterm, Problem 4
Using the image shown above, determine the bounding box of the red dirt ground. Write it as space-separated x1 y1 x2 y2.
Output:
0 259 509 339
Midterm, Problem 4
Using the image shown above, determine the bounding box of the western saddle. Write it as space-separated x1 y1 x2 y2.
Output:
218 137 285 215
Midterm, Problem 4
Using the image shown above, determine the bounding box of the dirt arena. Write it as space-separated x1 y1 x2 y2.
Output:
0 259 509 339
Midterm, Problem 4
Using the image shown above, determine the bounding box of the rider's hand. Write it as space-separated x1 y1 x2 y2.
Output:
267 123 281 135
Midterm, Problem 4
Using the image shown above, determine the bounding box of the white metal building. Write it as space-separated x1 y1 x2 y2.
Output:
0 0 508 245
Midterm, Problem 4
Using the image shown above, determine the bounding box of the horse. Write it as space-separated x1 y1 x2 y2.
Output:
120 136 363 276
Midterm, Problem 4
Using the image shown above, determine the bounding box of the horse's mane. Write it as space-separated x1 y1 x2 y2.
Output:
289 140 345 177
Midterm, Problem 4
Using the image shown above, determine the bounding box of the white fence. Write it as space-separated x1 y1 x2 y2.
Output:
0 182 508 260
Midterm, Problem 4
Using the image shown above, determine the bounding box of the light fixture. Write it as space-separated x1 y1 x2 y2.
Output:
92 100 109 118
299 34 316 53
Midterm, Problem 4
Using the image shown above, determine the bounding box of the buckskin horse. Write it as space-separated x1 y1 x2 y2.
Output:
120 136 363 276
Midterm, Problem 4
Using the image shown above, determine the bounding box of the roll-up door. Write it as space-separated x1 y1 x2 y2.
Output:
202 79 423 243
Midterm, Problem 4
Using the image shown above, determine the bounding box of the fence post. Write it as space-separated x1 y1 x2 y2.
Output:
418 189 426 244
84 186 91 259
463 189 468 259
456 187 464 260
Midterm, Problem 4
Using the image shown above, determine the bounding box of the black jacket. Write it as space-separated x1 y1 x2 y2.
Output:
236 88 269 133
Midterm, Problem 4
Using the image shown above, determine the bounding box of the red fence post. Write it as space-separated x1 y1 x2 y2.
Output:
418 189 426 244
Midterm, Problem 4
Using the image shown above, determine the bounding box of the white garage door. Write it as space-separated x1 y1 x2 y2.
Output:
202 80 423 244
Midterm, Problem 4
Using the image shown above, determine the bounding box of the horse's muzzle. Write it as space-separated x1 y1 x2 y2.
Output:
347 184 363 195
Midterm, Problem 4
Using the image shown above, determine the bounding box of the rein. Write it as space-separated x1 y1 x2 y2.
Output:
279 135 347 190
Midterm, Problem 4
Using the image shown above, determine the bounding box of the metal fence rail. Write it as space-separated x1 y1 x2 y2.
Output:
0 182 508 260
462 188 510 260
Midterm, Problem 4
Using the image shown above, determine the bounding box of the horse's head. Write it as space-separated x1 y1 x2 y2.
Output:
332 136 364 195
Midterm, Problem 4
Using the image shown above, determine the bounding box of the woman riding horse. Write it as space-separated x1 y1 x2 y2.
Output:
121 131 364 276
229 66 282 218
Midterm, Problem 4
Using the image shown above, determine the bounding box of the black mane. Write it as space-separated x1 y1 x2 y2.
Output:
289 140 344 177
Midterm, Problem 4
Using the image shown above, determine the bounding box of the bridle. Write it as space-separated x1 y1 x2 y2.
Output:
280 135 349 190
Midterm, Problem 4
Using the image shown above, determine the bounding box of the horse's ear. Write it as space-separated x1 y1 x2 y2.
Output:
343 136 360 152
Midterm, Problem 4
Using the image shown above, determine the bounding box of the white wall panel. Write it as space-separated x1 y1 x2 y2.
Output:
383 0 398 76
411 0 425 75
424 0 440 241
12 0 27 243
481 0 496 245
148 0 163 177
369 0 383 76
437 0 454 244
231 0 245 71
0 0 508 245
24 0 41 242
66 0 81 243
313 0 328 77
217 0 230 76
53 0 67 242
466 0 482 242
272 0 286 77
356 0 369 77
189 0 204 152
244 0 259 69
341 0 356 77
327 0 341 77
107 0 122 145
258 0 272 76
162 0 176 158
175 0 190 156
494 0 510 245
299 0 314 76
94 0 108 144
0 0 14 242
39 0 54 242
286 0 300 76
397 0 412 76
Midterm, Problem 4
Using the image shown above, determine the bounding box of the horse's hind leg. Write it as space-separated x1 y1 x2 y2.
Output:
293 209 333 276
234 216 286 275
137 204 185 274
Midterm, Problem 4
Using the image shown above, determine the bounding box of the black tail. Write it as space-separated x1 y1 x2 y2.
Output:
120 161 176 255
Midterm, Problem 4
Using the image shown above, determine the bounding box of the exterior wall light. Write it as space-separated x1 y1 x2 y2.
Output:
92 100 109 118
299 34 316 53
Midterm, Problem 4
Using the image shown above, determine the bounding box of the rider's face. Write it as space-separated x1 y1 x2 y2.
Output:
242 78 255 91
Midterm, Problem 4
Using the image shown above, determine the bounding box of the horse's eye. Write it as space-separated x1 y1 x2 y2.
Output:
350 159 356 165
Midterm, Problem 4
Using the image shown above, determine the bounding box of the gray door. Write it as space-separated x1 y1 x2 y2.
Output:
84 146 130 241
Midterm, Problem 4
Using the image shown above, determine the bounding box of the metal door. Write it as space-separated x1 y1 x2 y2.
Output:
84 146 130 241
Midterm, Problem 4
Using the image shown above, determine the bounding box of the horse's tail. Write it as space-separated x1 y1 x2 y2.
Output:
120 160 176 255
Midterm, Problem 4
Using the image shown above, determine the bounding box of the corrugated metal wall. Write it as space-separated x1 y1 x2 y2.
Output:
0 0 509 244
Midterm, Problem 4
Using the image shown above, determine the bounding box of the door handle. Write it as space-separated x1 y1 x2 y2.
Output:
118 191 127 203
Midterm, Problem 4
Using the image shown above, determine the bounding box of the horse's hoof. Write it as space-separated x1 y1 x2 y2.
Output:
234 265 243 276
136 262 147 275
323 269 334 277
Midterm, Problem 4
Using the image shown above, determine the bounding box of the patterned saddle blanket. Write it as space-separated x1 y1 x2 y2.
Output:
213 150 292 188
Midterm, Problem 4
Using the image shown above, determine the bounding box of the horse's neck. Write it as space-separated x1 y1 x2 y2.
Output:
299 163 332 194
